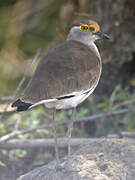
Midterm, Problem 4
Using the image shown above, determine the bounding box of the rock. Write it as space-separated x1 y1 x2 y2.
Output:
17 138 135 180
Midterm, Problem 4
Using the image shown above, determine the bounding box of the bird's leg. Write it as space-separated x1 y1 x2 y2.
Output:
53 107 78 172
67 107 76 158
52 108 60 165
14 112 22 131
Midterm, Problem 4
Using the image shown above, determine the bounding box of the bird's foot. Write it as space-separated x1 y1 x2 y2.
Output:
55 159 79 173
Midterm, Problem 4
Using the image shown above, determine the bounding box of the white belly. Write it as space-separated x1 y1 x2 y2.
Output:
44 88 95 109
30 80 100 110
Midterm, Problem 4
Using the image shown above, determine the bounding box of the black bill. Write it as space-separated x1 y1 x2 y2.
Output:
96 31 110 40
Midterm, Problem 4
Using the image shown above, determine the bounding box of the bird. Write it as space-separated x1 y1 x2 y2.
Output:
12 19 110 169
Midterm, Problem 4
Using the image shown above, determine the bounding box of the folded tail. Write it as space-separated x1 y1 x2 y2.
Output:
11 99 33 112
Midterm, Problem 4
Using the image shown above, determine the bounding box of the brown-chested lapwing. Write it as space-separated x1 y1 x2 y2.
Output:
12 19 110 169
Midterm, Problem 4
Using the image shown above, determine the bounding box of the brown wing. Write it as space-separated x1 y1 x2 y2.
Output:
21 40 101 103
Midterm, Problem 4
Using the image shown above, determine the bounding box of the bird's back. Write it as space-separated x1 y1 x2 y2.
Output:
21 40 101 104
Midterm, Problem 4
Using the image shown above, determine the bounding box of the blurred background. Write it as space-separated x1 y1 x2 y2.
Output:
0 0 135 179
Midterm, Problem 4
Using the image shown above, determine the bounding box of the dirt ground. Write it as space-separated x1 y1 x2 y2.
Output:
17 138 135 180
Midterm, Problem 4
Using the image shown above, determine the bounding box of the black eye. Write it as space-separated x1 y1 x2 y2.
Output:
89 26 96 33
90 27 95 31
82 26 88 30
80 25 89 31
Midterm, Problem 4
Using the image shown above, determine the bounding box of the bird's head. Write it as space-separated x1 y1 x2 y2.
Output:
67 19 110 44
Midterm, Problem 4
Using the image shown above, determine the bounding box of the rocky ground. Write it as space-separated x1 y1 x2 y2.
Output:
18 138 135 180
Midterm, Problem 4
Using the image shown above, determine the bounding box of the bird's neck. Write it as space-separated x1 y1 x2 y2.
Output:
88 42 101 59
67 32 92 47
67 36 100 59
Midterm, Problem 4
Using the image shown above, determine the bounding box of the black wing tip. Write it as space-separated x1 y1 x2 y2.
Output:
11 99 33 112
11 99 22 107
16 105 31 112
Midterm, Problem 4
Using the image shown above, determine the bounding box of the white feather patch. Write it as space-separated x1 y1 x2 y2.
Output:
29 86 95 110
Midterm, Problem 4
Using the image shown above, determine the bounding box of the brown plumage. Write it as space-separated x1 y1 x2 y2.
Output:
20 40 100 104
